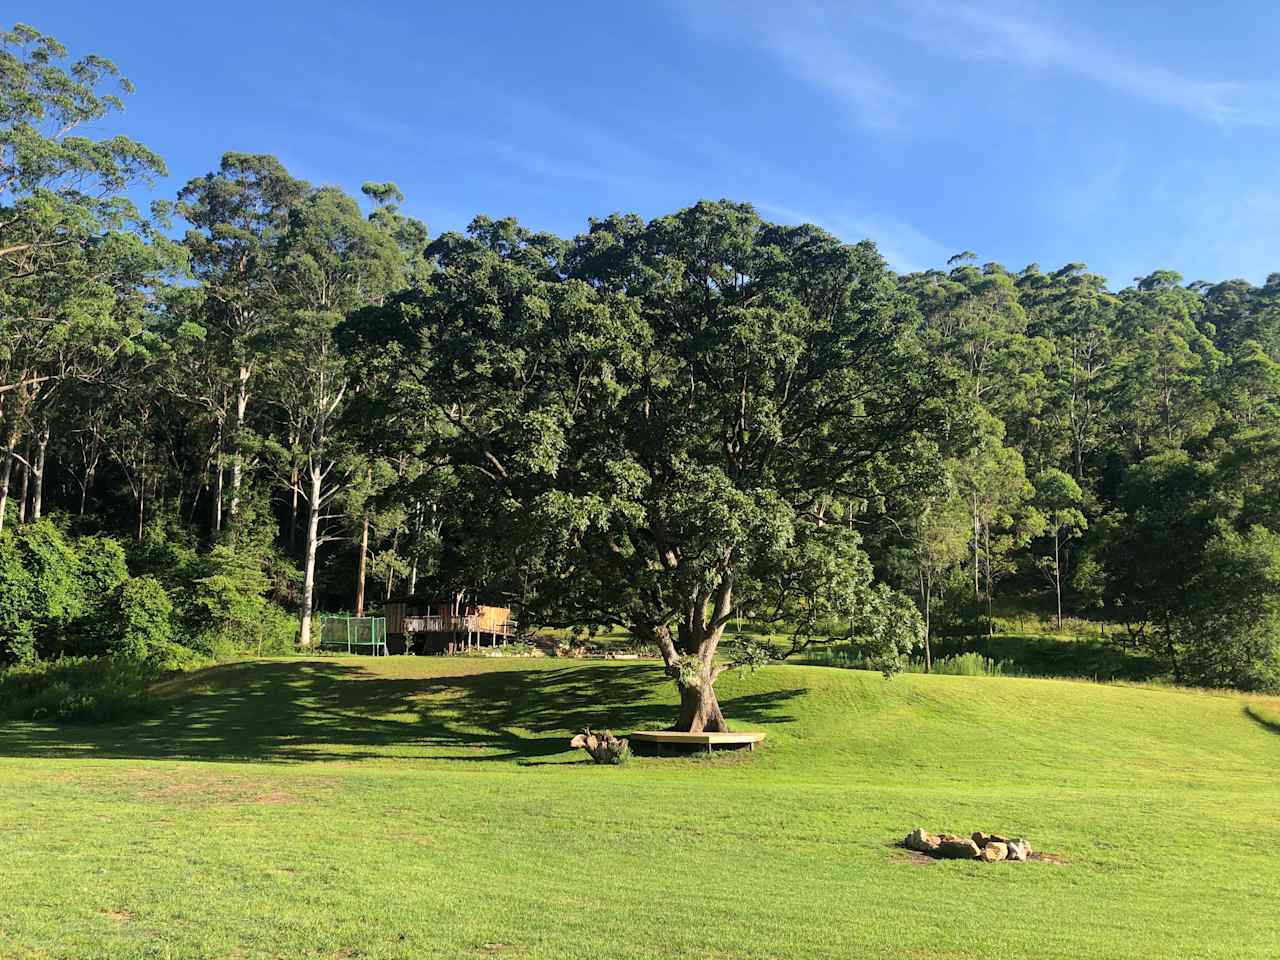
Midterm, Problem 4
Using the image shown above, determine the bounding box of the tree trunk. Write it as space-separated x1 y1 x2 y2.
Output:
16 438 29 524
384 528 399 600
675 670 728 733
298 463 322 648
923 569 933 673
136 475 146 544
647 593 734 734
30 422 48 522
971 495 980 598
983 521 994 636
1053 530 1063 629
355 512 369 617
0 426 20 535
1164 616 1183 685
288 461 300 550
212 458 223 533
407 500 422 595
228 364 249 525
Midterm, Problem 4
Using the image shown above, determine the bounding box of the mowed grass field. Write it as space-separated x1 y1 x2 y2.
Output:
2 656 1279 959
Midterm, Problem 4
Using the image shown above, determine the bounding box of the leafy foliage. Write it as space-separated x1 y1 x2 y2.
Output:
106 575 174 660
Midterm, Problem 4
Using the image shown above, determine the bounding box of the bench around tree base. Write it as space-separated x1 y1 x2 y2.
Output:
629 731 766 755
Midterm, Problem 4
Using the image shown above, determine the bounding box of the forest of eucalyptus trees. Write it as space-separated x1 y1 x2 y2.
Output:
3 22 1279 709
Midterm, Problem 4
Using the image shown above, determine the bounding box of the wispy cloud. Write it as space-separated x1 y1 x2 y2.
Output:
677 1 912 132
676 1 1279 130
758 201 950 274
902 1 1279 127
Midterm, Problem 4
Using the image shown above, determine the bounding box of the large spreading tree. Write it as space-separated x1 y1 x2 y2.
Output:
351 202 955 730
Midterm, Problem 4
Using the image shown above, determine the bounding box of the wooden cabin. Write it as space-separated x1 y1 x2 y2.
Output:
383 596 517 654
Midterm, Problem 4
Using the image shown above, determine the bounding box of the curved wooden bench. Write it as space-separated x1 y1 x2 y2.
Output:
630 731 765 755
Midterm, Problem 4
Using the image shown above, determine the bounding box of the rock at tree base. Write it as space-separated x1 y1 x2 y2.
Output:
980 841 1008 862
568 727 629 764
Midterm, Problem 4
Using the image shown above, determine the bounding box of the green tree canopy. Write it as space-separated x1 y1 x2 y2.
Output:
353 201 957 729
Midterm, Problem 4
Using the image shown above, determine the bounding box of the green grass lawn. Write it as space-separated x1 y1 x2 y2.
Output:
2 656 1279 959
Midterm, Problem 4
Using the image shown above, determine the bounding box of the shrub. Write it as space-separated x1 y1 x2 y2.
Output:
1178 526 1280 692
187 545 298 656
0 656 152 723
108 576 176 660
76 536 130 604
61 534 131 657
0 521 83 664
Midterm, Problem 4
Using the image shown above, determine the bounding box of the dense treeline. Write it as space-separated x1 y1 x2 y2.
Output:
2 24 1278 712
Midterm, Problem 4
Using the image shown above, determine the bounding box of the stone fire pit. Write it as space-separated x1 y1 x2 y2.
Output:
904 827 1031 863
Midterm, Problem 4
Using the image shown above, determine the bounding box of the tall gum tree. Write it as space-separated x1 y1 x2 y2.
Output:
177 153 306 530
355 203 953 731
275 184 404 647
0 23 172 531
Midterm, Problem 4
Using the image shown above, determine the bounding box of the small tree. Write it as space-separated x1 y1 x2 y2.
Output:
903 481 970 670
1034 469 1087 629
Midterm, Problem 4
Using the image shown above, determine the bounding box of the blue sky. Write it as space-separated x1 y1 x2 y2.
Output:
29 0 1280 287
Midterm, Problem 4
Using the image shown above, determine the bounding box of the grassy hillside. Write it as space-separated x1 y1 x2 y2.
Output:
2 657 1278 959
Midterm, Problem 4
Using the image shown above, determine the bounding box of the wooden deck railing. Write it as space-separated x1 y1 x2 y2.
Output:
403 615 518 636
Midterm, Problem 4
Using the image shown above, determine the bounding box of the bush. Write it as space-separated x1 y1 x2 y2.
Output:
61 535 130 658
187 545 297 654
108 576 176 660
76 536 130 605
0 515 298 671
0 656 152 723
0 523 140 663
0 521 83 664
1178 526 1280 692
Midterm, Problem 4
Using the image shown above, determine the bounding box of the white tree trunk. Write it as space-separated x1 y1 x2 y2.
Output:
229 364 249 524
0 427 20 535
355 512 369 617
16 438 29 524
1054 529 1063 629
30 422 48 522
298 462 323 648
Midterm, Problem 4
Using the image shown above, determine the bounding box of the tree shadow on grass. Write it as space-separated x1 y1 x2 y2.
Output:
0 659 805 766
1244 705 1280 735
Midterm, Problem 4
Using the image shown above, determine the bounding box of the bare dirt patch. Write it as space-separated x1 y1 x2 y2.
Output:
101 909 134 923
890 839 1069 866
392 831 436 846
138 774 298 805
900 849 940 867
1029 851 1070 866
